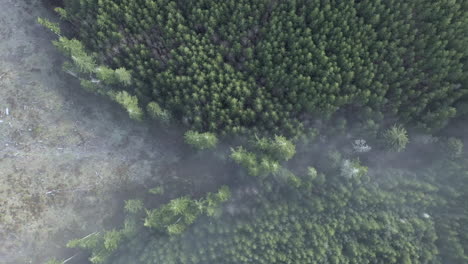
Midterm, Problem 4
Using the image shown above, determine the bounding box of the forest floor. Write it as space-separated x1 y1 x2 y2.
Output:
0 0 186 262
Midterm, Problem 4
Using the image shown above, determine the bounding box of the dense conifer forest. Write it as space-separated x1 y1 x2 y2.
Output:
38 0 467 263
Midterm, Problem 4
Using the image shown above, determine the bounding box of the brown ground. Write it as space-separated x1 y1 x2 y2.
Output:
0 0 182 262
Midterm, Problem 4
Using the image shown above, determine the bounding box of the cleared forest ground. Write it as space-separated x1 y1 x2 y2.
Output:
0 0 182 262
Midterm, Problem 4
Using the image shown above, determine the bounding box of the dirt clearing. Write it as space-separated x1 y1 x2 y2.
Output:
0 0 181 262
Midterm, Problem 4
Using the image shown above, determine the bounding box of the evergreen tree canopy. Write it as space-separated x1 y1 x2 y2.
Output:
39 1 468 264
56 0 468 137
65 155 468 264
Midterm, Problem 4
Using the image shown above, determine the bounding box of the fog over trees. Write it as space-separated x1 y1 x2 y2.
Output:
13 0 468 263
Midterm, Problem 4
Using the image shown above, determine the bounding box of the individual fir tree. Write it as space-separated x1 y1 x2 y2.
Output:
51 36 97 74
383 124 409 152
442 137 464 159
71 54 97 74
258 157 280 175
271 136 296 161
184 130 218 150
169 197 191 215
340 159 368 179
96 66 118 85
124 199 144 214
230 147 260 176
307 167 318 180
67 232 102 250
167 223 186 235
54 7 68 19
103 230 123 251
147 101 171 124
112 91 143 120
205 185 231 217
215 185 231 202
114 68 132 86
37 17 61 36
254 135 296 161
80 79 99 93
274 168 302 188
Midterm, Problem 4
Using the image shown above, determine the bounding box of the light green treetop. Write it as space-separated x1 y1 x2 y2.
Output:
184 130 218 150
383 124 409 152
112 91 144 120
37 17 61 36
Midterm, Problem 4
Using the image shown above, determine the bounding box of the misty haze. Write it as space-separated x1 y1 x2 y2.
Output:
0 0 467 264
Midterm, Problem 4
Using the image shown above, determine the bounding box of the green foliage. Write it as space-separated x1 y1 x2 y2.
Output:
94 67 132 86
307 167 318 180
205 185 231 217
121 218 139 237
66 232 115 263
59 147 468 264
443 137 464 159
215 185 231 202
79 79 99 93
37 17 61 36
230 136 295 179
67 186 230 264
49 1 468 264
146 102 171 124
230 146 281 177
230 147 261 176
72 54 97 74
73 156 468 264
340 159 368 179
67 232 102 250
40 21 138 126
54 7 68 19
148 186 164 195
383 124 409 152
255 135 296 161
144 186 230 235
184 130 218 150
57 0 468 136
114 68 132 86
258 157 280 175
52 37 97 74
96 66 118 84
53 37 84 57
45 259 62 264
104 230 123 251
124 199 144 214
112 91 143 120
280 168 302 188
